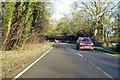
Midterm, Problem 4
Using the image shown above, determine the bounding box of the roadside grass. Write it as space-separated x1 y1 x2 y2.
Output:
2 42 51 78
94 46 120 56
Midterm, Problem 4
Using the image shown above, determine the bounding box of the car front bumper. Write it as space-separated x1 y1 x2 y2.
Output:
80 46 94 49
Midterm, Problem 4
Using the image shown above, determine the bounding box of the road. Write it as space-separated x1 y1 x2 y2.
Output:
18 43 119 79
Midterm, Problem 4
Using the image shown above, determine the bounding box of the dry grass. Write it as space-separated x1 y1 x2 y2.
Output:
2 42 51 78
102 43 118 48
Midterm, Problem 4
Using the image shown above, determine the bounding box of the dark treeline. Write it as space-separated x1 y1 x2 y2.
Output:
2 2 52 50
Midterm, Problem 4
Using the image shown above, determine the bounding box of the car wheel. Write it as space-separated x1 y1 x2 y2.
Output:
76 45 80 50
90 49 93 51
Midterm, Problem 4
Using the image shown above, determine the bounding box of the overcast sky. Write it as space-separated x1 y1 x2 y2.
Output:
50 0 78 20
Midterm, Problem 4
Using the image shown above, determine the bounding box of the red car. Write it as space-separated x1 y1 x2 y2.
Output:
76 37 94 50
54 39 59 43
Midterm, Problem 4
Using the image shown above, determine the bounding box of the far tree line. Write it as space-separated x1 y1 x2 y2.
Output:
1 1 120 51
47 1 120 45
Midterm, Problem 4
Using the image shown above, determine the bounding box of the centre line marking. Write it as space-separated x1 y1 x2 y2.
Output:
77 53 84 58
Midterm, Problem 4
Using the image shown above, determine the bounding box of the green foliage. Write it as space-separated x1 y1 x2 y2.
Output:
2 2 16 31
94 46 120 55
2 2 52 50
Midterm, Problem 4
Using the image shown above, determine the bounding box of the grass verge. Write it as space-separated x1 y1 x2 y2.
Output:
94 46 120 56
59 42 120 56
2 42 51 78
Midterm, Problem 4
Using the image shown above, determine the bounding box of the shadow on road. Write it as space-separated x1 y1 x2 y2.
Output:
53 43 75 49
53 43 93 52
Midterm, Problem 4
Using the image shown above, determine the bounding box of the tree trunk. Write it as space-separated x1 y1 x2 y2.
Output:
94 28 97 44
102 23 105 42
3 17 12 49
94 20 98 44
106 25 109 47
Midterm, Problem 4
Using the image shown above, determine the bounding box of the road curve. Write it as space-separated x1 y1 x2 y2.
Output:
18 43 119 79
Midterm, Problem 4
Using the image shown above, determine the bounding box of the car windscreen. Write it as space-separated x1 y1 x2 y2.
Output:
80 38 91 42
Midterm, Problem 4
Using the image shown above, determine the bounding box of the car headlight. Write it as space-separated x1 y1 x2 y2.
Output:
91 43 93 45
80 43 83 45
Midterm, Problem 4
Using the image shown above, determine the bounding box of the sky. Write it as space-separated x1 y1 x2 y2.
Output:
50 0 78 20
49 0 119 21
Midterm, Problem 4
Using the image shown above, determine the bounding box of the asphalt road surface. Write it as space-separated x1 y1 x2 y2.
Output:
18 43 120 79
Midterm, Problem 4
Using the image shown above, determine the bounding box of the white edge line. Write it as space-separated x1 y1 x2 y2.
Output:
105 53 118 57
96 50 118 57
89 61 114 80
12 47 53 80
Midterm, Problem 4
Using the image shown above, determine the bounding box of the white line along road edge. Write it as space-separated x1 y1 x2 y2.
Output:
12 47 53 80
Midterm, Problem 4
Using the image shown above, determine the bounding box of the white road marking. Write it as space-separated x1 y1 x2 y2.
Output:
89 61 95 66
89 61 114 80
95 50 118 57
12 47 53 80
105 53 118 57
77 53 84 58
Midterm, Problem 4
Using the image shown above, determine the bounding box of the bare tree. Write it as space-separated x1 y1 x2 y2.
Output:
81 1 118 43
